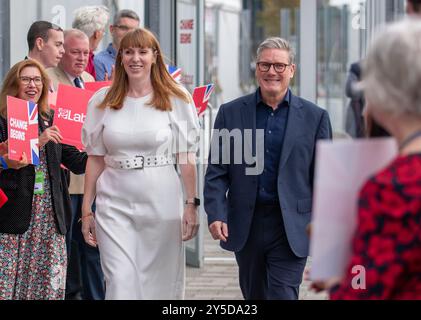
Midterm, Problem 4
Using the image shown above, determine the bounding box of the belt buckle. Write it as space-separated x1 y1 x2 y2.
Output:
135 155 144 169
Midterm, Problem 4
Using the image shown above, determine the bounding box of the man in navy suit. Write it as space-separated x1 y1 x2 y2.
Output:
204 37 332 300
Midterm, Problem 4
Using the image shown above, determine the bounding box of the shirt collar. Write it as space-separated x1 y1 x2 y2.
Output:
256 88 291 108
107 43 117 58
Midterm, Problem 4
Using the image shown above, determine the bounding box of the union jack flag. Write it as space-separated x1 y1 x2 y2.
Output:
192 84 215 116
167 65 182 83
27 101 38 125
6 96 39 165
27 101 39 165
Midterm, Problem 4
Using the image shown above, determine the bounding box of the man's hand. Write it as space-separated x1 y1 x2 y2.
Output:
104 65 115 82
209 221 229 242
39 125 63 147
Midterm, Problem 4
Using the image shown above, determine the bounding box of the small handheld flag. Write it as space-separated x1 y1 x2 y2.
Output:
167 65 182 83
192 84 215 116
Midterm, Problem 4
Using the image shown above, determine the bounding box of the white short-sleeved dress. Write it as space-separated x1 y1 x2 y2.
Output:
82 87 199 300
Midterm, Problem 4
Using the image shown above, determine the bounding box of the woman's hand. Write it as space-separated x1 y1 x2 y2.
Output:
0 141 8 156
3 152 29 170
39 125 63 147
310 278 342 293
305 268 342 293
81 209 97 247
182 205 199 241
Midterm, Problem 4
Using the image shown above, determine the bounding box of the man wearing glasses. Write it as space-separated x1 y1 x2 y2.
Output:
204 37 332 300
94 9 140 81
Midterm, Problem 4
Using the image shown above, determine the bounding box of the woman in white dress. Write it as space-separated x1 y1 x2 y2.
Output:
80 28 200 300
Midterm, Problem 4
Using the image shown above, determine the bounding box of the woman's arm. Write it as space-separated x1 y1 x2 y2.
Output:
178 152 200 241
61 144 88 174
81 155 105 247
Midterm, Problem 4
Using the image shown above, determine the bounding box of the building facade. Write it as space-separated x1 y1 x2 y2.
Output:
0 0 407 266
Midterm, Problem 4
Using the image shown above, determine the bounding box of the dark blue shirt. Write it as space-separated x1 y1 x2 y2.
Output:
256 89 290 204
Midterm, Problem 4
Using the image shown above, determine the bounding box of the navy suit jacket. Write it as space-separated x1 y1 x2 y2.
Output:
204 90 332 257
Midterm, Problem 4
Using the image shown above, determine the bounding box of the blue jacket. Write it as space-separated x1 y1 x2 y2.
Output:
204 90 332 257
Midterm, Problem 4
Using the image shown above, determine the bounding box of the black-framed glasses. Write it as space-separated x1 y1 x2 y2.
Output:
19 76 43 86
256 62 291 73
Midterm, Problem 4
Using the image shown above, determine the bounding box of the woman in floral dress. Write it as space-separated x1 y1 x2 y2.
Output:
0 59 87 300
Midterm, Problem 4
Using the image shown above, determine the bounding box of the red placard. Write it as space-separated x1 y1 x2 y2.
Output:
53 84 95 150
84 81 111 93
0 188 7 208
192 84 215 116
7 96 39 165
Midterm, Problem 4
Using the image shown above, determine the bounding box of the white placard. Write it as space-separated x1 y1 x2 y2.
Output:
310 137 398 281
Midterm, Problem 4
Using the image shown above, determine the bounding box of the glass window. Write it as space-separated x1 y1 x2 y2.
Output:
316 0 405 137
177 0 199 92
316 0 364 136
205 0 301 109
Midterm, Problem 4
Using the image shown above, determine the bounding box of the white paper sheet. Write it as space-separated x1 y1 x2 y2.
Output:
309 137 398 281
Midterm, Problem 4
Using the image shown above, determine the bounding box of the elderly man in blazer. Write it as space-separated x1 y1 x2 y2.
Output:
204 37 332 300
47 29 103 300
47 29 95 90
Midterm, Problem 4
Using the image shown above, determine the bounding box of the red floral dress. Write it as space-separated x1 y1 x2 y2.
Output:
330 154 421 299
0 147 67 300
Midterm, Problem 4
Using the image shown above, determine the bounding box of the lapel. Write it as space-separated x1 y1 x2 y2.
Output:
38 111 58 171
279 93 304 170
81 71 94 84
241 93 257 159
47 67 73 91
38 111 52 149
56 68 74 87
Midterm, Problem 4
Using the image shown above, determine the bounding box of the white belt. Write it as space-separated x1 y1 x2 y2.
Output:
104 155 174 170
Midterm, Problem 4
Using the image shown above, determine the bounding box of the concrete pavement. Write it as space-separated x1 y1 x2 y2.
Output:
185 231 328 300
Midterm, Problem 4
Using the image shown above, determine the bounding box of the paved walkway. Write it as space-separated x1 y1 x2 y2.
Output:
185 231 328 300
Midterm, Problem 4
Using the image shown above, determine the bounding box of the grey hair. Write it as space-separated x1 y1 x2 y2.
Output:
362 18 421 115
72 5 110 38
256 37 295 64
64 29 89 42
113 9 140 25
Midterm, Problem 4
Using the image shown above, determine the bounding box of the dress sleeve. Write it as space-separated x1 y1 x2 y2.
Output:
82 87 109 156
169 89 200 154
